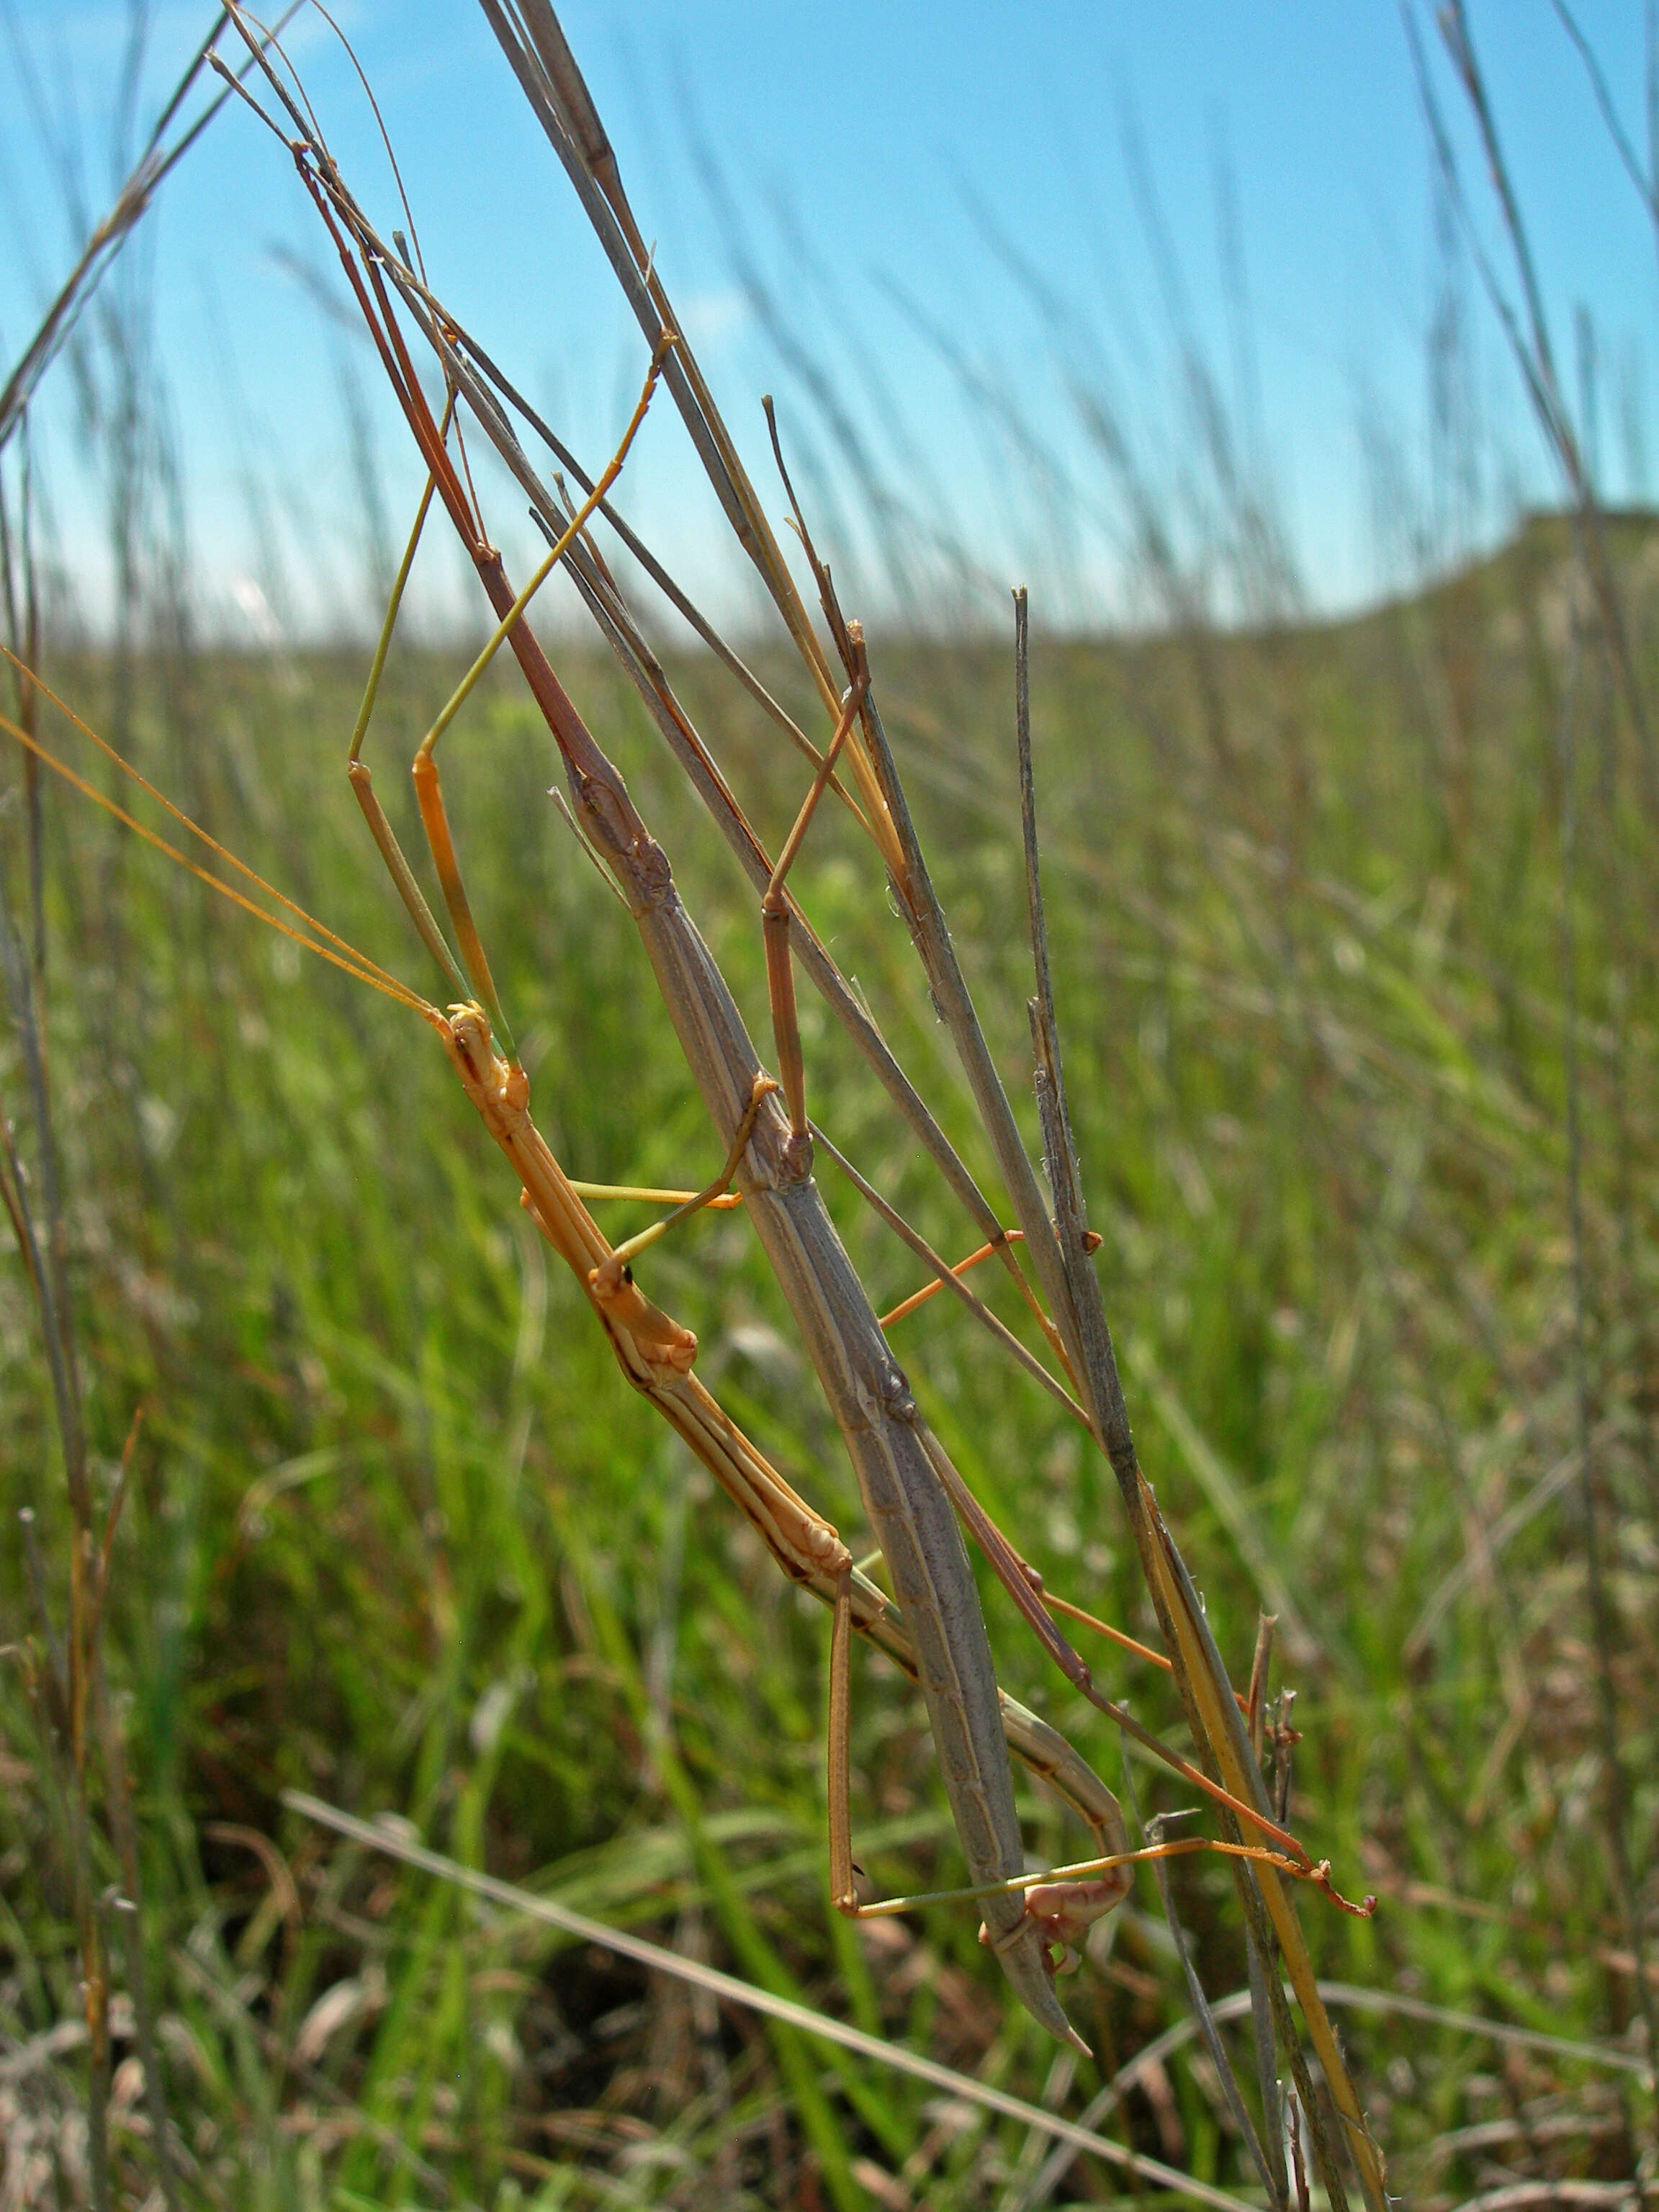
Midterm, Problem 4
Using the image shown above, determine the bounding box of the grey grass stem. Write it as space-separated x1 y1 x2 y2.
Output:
477 0 848 724
95 1671 182 2212
1413 0 1659 825
0 819 107 2212
0 840 84 1522
1136 1791 1282 2206
1547 0 1659 228
1411 0 1659 2129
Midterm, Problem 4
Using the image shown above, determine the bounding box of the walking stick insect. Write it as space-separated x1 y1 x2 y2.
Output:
1 269 1365 2073
1 640 1336 2046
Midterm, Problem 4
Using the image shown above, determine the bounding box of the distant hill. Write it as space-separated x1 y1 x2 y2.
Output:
1370 503 1659 638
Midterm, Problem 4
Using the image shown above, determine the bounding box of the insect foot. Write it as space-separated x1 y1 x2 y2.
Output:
979 1864 1133 1979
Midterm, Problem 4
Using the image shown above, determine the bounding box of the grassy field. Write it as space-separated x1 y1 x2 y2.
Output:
1 502 1655 2206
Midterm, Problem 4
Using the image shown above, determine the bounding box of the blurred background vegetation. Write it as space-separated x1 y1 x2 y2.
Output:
3 6 1658 2209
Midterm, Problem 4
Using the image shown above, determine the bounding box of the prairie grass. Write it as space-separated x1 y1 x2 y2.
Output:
4 2 1658 2202
3 497 1656 2203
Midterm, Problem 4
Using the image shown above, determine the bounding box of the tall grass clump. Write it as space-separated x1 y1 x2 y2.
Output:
1 4 1656 2208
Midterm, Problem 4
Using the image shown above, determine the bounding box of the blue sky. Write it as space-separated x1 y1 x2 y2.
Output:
2 1 1656 638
